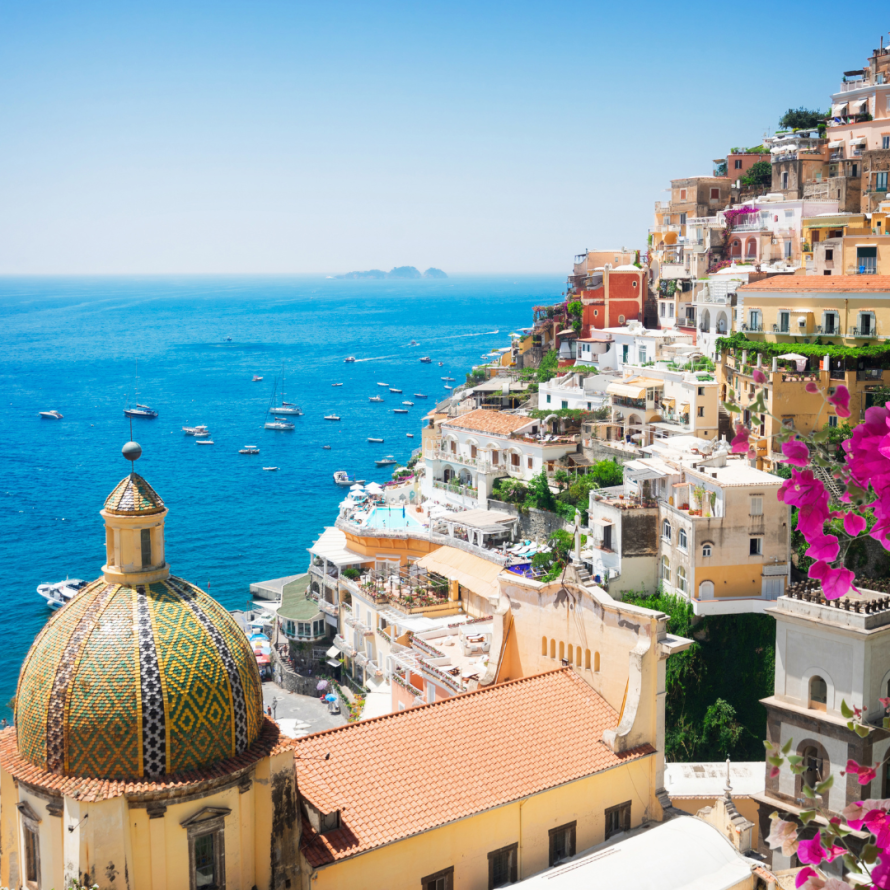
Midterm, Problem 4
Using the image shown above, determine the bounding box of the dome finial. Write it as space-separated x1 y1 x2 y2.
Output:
122 441 142 468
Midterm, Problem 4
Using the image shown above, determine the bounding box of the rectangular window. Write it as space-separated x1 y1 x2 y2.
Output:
860 312 874 334
877 172 889 192
527 457 533 469
698 387 704 396
638 348 647 364
697 406 704 417
734 159 743 170
778 311 790 333
679 212 687 225
549 822 577 867
561 400 568 409
660 303 666 317
24 825 39 884
622 345 629 363
784 240 792 259
194 834 216 889
546 394 551 403
710 187 720 199
605 801 632 839
883 136 890 150
750 496 763 516
511 453 520 468
679 188 687 200
422 867 454 890
750 537 763 556
488 844 518 889
141 528 152 567
668 303 674 318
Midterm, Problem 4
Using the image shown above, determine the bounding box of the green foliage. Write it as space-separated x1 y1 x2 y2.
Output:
526 470 557 512
718 331 890 362
491 477 529 504
741 160 772 188
779 107 827 130
342 567 360 581
622 591 774 761
537 349 559 383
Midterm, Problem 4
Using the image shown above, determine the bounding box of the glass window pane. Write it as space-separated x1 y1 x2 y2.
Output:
195 834 216 887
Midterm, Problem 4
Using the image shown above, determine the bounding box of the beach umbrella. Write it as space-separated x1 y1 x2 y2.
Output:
349 483 364 491
365 482 383 494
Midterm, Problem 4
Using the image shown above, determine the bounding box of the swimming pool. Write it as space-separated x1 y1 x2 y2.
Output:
365 506 423 530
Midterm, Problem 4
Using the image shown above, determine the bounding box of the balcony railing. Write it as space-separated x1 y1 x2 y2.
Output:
840 80 872 92
354 651 369 668
318 599 338 617
333 635 356 657
612 396 647 410
849 327 877 338
858 368 884 381
741 323 763 333
433 479 479 497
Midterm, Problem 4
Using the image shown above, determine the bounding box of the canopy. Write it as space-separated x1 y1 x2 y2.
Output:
679 403 690 413
416 546 503 602
349 484 364 491
855 99 869 113
624 459 668 481
365 482 384 494
326 645 340 658
255 654 270 665
661 398 675 409
308 527 368 566
851 135 867 145
828 140 844 148
778 352 807 361
831 102 848 116
607 381 646 399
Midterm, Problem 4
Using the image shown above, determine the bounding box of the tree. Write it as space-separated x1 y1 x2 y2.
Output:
701 699 746 760
536 349 559 383
526 470 556 512
779 107 826 130
741 160 772 189
553 469 570 491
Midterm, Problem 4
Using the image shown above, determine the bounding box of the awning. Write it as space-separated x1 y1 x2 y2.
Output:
851 135 867 145
831 103 848 117
326 645 340 659
662 398 676 409
828 140 843 148
607 381 646 399
624 459 668 481
416 546 503 602
672 482 688 488
855 100 869 113
308 527 368 566
778 352 807 361
679 403 690 413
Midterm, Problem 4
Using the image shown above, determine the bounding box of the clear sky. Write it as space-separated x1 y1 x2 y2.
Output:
0 2 882 274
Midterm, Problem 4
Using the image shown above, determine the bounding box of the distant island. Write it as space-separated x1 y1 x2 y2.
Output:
336 266 447 280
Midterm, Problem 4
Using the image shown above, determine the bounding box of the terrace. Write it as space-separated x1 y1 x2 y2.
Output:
590 485 657 510
347 564 457 616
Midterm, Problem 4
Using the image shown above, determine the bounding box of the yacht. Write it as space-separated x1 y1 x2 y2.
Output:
375 456 396 467
401 400 414 406
252 375 263 382
441 376 454 381
344 356 357 363
444 385 452 390
183 426 209 436
367 437 384 443
369 395 384 403
377 382 389 387
265 417 295 431
414 393 428 399
263 466 280 472
39 410 63 420
124 360 158 418
333 470 356 485
324 414 341 421
419 356 431 363
225 336 233 342
438 362 444 367
322 445 331 450
239 445 260 454
389 387 402 394
37 578 88 609
272 401 303 415
393 408 408 414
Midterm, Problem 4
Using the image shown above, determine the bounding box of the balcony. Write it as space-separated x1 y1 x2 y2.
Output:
354 651 369 668
318 599 339 617
840 80 873 92
661 263 692 279
349 565 455 615
612 396 647 410
433 479 479 497
333 635 356 658
741 323 763 333
858 368 885 381
849 327 877 338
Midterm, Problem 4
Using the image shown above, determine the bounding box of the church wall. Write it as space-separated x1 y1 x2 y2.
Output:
0 766 20 888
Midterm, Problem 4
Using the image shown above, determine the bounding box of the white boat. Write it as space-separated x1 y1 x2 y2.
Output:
377 382 389 387
37 578 88 609
393 408 408 414
444 385 452 390
442 376 454 381
263 466 280 472
183 426 209 436
322 445 331 450
272 401 303 416
438 362 444 366
375 456 396 467
197 439 215 445
333 470 356 485
324 414 341 421
344 356 357 363
239 445 260 454
369 396 384 402
39 410 63 420
409 339 418 346
367 437 384 443
414 393 428 398
389 387 402 394
332 383 343 387
406 433 414 438
252 375 263 382
265 418 295 430
124 360 158 418
401 400 414 406
420 356 431 363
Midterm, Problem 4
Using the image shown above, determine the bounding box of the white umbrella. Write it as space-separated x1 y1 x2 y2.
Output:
778 353 807 361
349 483 364 491
366 482 384 494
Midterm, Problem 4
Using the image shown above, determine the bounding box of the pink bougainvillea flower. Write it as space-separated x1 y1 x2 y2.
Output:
796 867 823 890
828 385 851 418
844 406 890 495
808 561 856 600
766 818 799 857
730 424 750 454
797 835 845 865
846 759 878 785
873 854 890 889
805 534 840 563
779 469 831 544
805 381 820 394
880 697 890 709
753 368 767 384
842 799 890 829
769 764 780 778
782 438 810 467
844 512 867 537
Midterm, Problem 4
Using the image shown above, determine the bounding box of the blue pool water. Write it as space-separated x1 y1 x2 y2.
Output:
0 274 562 717
365 506 423 529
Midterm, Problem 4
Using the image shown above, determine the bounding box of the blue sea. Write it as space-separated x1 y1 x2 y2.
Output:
0 274 562 718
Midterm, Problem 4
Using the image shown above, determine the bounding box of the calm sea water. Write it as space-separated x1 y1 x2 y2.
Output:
0 274 562 717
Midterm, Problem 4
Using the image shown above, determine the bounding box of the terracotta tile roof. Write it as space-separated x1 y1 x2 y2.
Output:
0 718 293 802
739 275 890 293
104 473 166 515
443 409 530 436
296 669 654 867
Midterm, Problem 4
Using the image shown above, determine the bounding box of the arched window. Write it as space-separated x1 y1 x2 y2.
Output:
809 676 828 711
559 641 565 662
699 580 714 599
803 745 824 791
678 529 687 550
746 238 757 258
677 565 687 594
567 644 574 665
662 556 671 582
702 543 712 558
662 520 671 541
542 636 547 656
585 649 591 670
730 239 742 258
550 639 556 659
594 652 600 672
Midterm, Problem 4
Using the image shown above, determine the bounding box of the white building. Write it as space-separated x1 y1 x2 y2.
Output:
538 371 611 412
576 321 695 373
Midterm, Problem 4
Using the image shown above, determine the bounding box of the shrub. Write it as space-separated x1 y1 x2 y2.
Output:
779 107 827 130
342 567 360 581
740 160 772 189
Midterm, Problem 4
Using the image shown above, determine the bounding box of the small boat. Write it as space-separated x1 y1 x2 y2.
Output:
37 578 88 609
344 356 357 363
369 396 384 403
406 433 414 438
39 410 63 420
420 356 432 363
334 470 355 485
197 439 215 445
239 445 260 454
375 456 396 467
252 375 263 382
389 387 402 393
438 362 444 367
324 414 341 421
377 382 389 387
265 417 295 430
444 385 452 390
442 376 455 381
409 339 418 347
401 400 414 406
323 445 331 450
367 437 384 443
414 393 428 399
263 467 280 472
183 426 209 436
331 383 343 387
225 336 233 341
393 408 408 414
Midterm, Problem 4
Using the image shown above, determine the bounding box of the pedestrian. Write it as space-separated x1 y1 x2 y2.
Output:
272 698 278 719
266 704 272 717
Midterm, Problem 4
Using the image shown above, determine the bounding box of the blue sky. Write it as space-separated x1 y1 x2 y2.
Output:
0 2 881 273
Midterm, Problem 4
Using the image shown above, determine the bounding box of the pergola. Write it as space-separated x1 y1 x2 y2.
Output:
430 508 519 548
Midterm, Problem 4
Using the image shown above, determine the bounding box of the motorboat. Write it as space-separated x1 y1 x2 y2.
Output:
389 387 402 393
420 356 431 363
39 410 63 420
324 414 341 421
265 417 295 430
375 456 396 467
125 404 159 419
369 396 384 402
441 376 455 381
414 393 428 398
409 340 418 347
393 408 408 414
239 445 260 454
406 433 414 438
333 470 356 485
377 382 389 387
438 362 444 367
332 383 343 387
444 385 452 391
344 356 357 363
197 439 215 445
37 578 88 609
367 437 384 443
225 336 233 341
183 426 209 436
322 445 331 450
252 375 263 382
401 400 414 406
263 467 280 472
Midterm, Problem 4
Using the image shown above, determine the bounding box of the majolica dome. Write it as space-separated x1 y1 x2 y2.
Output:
15 458 264 781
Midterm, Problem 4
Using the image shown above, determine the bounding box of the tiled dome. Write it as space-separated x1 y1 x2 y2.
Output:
15 575 264 780
104 472 166 516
